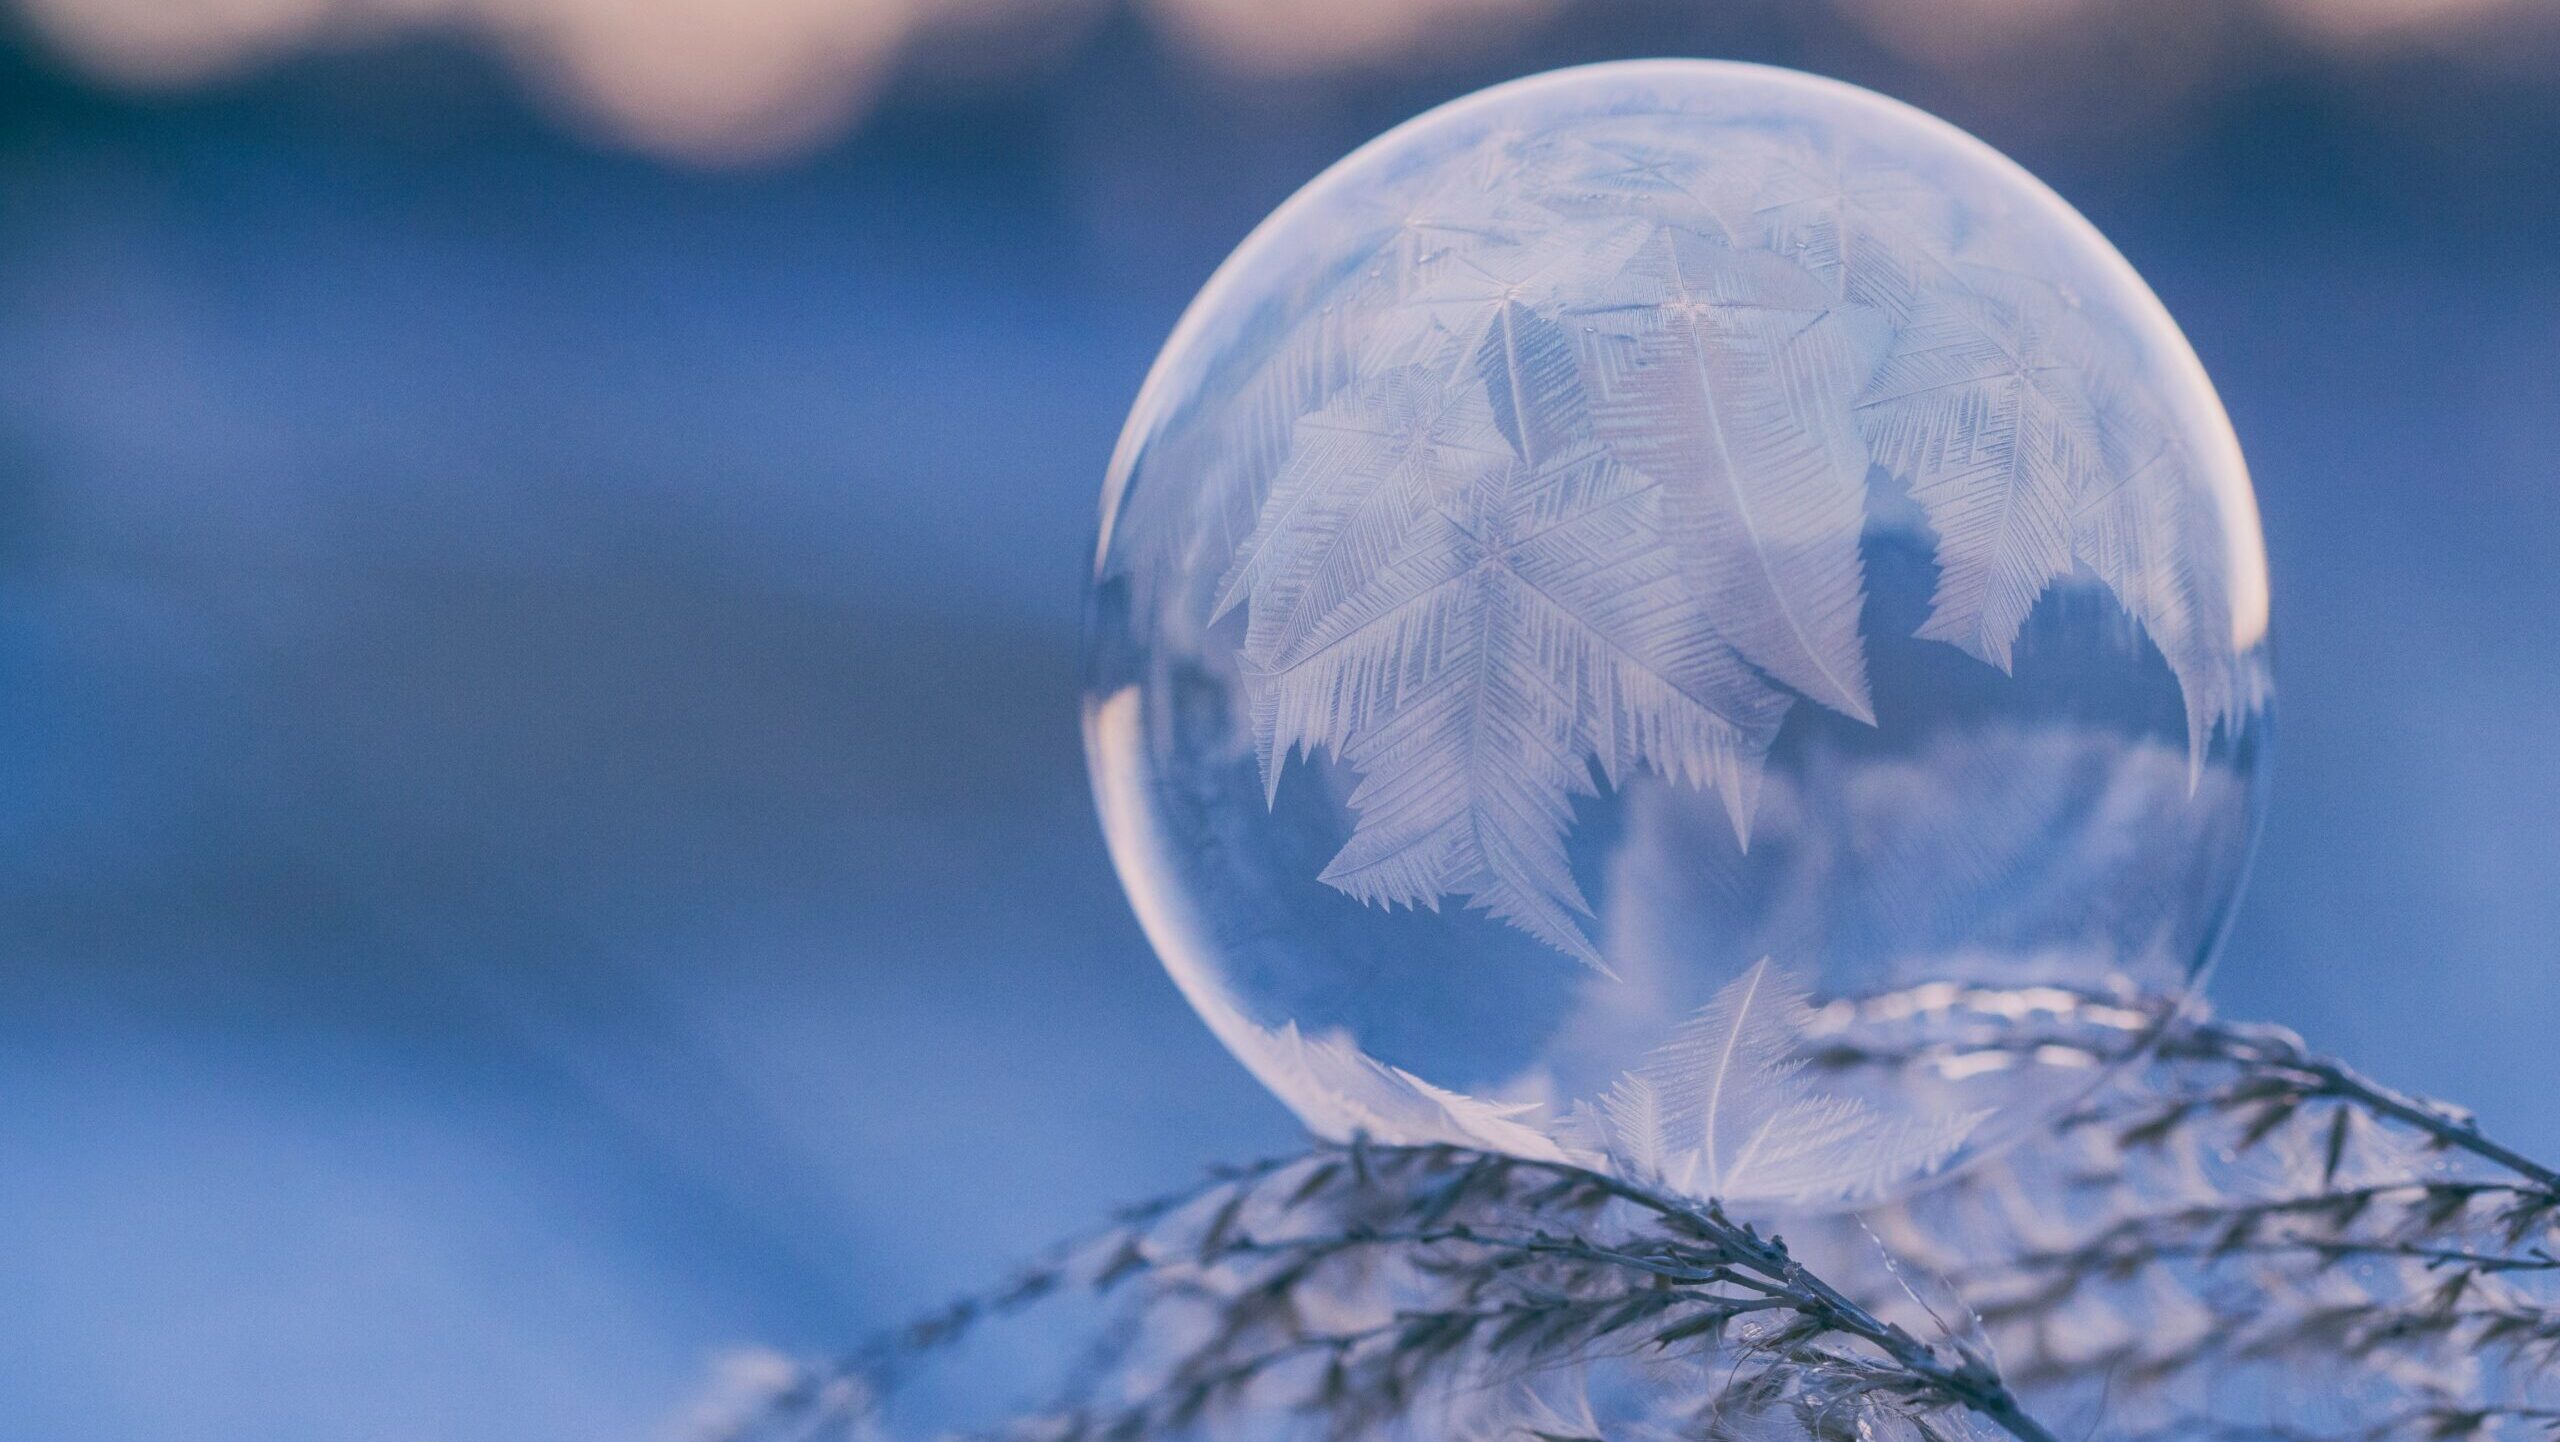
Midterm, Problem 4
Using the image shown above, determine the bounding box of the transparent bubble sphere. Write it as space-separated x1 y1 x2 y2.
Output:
1084 61 2271 1210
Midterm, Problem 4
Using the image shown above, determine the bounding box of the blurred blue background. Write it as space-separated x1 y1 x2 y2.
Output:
1 2 2555 1438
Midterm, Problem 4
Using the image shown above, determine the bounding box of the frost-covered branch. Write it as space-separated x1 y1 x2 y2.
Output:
714 1143 2058 1442
700 997 2560 1442
2151 1013 2560 1196
1822 992 2560 1440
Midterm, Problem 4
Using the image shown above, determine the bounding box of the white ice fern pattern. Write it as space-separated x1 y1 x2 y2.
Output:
1203 120 2246 963
1225 957 1980 1208
1568 959 1983 1206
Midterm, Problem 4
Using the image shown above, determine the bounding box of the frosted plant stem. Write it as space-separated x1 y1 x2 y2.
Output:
2121 1404 2560 1442
1811 984 2560 1198
1559 1163 2064 1442
704 998 2560 1442
734 1142 2068 1442
1205 1143 2066 1441
2188 1016 2560 1196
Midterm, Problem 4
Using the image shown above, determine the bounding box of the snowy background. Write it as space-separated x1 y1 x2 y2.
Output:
0 3 2555 1439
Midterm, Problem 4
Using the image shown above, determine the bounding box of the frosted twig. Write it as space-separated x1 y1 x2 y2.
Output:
702 994 2560 1442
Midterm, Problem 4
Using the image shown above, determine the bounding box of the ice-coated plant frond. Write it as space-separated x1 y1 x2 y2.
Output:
1797 992 2560 1441
706 1144 2065 1442
1135 106 2259 964
701 1000 2560 1442
1573 960 1984 1206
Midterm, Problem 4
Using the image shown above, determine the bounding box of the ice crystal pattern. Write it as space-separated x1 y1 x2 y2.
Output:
1220 1013 1576 1165
1195 958 1975 1207
1207 119 2247 963
1567 960 1982 1205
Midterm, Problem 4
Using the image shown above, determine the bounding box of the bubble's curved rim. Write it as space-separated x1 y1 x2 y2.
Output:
1093 58 2268 659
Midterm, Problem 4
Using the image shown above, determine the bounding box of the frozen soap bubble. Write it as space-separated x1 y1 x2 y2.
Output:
1083 61 2270 1211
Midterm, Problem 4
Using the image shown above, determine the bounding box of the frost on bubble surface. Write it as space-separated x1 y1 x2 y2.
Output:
1570 960 1984 1207
1088 63 2270 1211
1171 102 2255 964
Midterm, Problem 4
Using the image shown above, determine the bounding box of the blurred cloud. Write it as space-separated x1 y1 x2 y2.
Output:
1830 0 2236 129
10 0 1092 162
2265 0 2526 47
479 0 922 162
1836 0 2546 63
13 0 341 84
11 0 2559 163
1140 0 1560 77
1836 0 2108 64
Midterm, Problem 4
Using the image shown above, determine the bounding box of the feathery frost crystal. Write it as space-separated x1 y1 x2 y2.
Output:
1084 62 2271 1208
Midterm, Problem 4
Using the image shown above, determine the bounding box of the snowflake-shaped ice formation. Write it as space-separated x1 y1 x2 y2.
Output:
1191 119 2245 966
